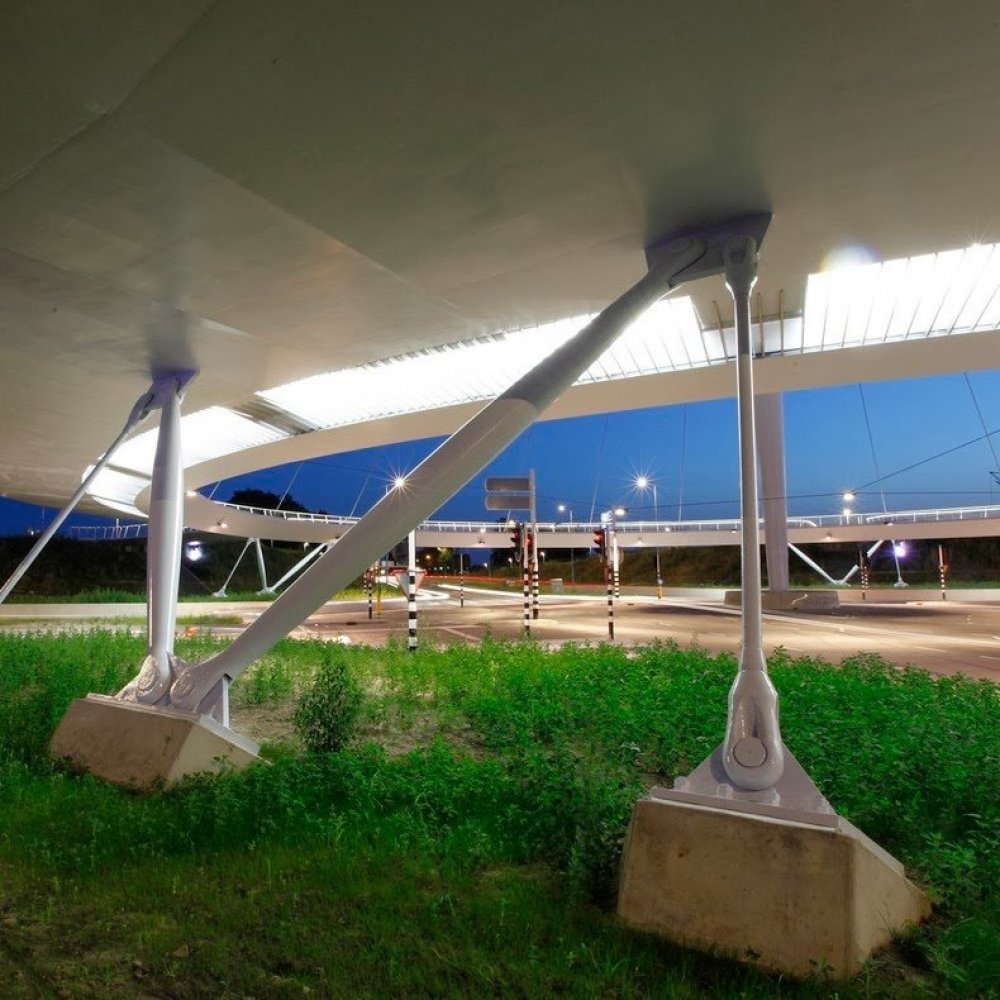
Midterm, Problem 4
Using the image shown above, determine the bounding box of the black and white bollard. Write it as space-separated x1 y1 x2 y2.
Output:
407 531 417 653
606 563 615 640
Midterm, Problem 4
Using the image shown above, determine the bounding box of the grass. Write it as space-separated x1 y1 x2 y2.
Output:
0 632 996 996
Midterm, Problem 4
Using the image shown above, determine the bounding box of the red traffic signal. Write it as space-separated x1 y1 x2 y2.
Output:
525 528 534 555
593 527 606 554
510 524 522 562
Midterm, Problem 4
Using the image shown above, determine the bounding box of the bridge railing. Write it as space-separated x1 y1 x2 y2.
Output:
68 502 1000 541
69 523 149 541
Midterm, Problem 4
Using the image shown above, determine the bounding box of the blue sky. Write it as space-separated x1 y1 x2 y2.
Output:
1 369 998 536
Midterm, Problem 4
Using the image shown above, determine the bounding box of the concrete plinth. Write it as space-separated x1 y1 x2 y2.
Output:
725 589 840 612
618 793 929 977
51 694 259 789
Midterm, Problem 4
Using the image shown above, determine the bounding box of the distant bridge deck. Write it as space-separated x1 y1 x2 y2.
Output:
70 498 1000 548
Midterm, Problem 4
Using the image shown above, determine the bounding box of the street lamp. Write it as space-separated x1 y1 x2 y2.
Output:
557 503 575 583
635 476 663 599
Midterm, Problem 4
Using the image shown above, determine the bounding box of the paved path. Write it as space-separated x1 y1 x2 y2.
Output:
304 587 1000 682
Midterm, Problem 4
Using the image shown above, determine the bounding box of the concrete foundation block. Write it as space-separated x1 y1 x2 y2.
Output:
725 589 840 612
50 694 260 789
618 794 929 977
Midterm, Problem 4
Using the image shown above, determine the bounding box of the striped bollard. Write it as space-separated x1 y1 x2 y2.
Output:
531 563 539 619
407 570 417 652
606 565 615 640
522 567 531 635
407 531 417 652
938 544 947 601
367 569 373 620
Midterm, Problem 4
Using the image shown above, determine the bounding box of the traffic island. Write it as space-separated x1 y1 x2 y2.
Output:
51 694 259 788
725 589 840 611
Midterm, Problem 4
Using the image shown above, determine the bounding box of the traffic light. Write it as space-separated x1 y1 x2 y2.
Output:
525 528 534 556
510 524 522 562
593 527 606 557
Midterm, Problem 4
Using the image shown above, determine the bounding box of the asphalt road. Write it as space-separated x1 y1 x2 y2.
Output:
302 586 1000 682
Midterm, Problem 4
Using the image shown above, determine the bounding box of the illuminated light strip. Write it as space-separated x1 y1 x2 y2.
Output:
82 467 151 508
260 300 708 430
803 243 1000 351
108 406 289 476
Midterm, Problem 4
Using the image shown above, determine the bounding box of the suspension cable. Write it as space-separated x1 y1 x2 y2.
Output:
677 404 688 521
588 414 610 524
276 461 305 510
964 372 1000 481
858 385 889 513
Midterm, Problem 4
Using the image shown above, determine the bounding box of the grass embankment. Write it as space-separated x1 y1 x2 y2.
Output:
0 633 996 997
3 587 369 604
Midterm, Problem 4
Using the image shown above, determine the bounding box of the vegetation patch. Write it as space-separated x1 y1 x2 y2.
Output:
0 632 996 996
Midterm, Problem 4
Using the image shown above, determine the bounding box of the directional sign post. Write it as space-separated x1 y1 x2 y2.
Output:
485 473 538 627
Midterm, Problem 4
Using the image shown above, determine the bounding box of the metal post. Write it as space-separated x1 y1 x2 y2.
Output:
137 376 187 705
367 566 373 620
570 514 576 584
653 483 663 599
529 470 539 619
938 543 947 601
606 559 614 639
253 538 268 593
891 540 908 588
721 235 785 792
213 538 253 598
521 522 531 635
612 529 620 599
859 545 868 601
407 529 417 652
0 384 157 604
459 551 465 608
755 392 790 594
260 542 329 595
558 504 575 583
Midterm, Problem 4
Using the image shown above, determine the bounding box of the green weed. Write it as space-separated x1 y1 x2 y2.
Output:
0 632 995 996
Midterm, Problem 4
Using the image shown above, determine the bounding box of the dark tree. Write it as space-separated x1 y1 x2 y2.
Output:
227 488 310 514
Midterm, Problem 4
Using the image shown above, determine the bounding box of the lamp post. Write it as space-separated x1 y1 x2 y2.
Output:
635 476 663 599
557 503 575 583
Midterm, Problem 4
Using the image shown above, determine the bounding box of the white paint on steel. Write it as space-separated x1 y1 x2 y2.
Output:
722 236 785 792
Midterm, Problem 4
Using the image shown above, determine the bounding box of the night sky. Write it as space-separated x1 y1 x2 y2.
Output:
3 369 996 537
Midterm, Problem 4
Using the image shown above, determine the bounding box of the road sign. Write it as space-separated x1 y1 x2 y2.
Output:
389 567 426 596
485 494 531 510
485 477 530 493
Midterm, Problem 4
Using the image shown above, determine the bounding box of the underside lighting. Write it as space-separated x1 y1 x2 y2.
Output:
803 242 1000 350
257 300 702 431
111 407 287 475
